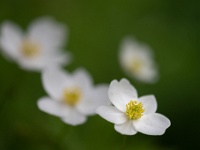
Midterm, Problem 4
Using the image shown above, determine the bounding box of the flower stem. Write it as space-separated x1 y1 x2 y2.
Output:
121 135 127 150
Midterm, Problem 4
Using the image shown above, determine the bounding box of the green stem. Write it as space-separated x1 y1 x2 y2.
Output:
121 135 127 150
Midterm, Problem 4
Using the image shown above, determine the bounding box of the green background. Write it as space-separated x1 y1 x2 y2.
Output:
0 0 199 149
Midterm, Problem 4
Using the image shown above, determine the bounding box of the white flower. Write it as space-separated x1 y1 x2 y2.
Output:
119 37 158 83
96 78 170 135
37 67 110 126
0 17 71 71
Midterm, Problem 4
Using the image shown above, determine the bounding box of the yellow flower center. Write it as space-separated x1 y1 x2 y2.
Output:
126 100 144 120
129 59 143 73
21 41 40 58
63 87 82 106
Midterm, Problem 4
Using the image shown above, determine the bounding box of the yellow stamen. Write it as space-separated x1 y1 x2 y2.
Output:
63 87 82 106
126 100 144 120
21 41 40 58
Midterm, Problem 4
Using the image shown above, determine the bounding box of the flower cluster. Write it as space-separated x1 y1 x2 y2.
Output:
0 17 170 136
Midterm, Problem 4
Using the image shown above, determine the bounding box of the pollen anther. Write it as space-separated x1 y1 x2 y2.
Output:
126 100 144 120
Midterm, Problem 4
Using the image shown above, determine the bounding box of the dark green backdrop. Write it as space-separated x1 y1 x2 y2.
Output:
0 0 200 149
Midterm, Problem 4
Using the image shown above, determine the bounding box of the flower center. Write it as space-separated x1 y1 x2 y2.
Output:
21 41 40 58
129 59 143 73
126 100 144 120
63 87 82 106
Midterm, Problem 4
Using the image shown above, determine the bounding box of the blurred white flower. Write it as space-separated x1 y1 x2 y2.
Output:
96 78 170 135
37 67 110 126
119 37 158 83
0 17 71 71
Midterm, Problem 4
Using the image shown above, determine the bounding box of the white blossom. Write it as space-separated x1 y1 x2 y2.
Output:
37 67 110 126
119 37 158 83
96 78 170 135
0 17 71 71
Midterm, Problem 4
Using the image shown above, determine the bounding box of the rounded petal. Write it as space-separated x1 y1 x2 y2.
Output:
18 51 72 71
42 67 70 100
93 84 111 106
133 113 171 135
48 51 72 67
17 56 47 71
120 37 153 61
96 106 127 124
138 95 157 115
73 68 93 91
135 65 158 83
61 110 87 126
77 84 110 116
37 97 71 118
0 21 23 60
114 121 137 135
27 17 67 49
119 37 152 71
108 78 137 112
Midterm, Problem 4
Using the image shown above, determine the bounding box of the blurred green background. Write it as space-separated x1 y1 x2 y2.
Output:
0 0 199 149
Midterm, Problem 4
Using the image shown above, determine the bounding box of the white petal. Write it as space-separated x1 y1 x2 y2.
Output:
133 113 171 135
126 37 152 57
73 68 93 91
77 84 110 115
138 95 157 115
27 17 67 49
96 106 127 124
18 51 71 71
93 84 111 106
119 37 152 70
47 51 72 67
114 121 137 135
42 67 70 100
135 65 158 83
61 110 87 126
37 97 71 118
17 55 46 71
75 93 96 116
0 21 23 60
108 78 137 112
38 97 86 126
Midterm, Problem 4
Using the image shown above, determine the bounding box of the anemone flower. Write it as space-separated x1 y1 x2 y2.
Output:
38 67 110 126
0 17 71 71
96 78 170 135
119 37 158 83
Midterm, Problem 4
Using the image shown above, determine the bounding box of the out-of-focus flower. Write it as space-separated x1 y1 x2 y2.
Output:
0 17 71 71
37 67 110 126
96 78 170 135
119 37 158 83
